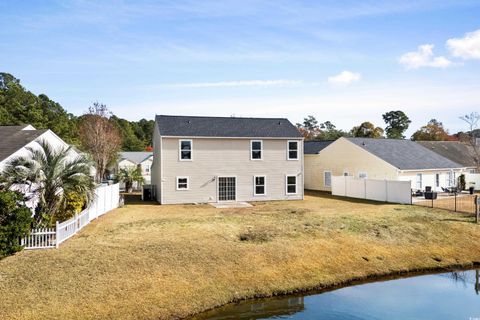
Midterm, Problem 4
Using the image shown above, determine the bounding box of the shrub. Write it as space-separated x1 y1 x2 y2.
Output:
238 228 274 243
54 192 85 223
0 190 33 259
458 174 466 191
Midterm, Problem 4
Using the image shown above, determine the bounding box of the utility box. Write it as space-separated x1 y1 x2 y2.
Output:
142 185 153 201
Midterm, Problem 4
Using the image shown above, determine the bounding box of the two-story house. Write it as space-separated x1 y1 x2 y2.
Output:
151 115 304 204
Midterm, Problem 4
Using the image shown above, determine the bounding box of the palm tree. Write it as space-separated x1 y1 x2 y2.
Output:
117 167 144 193
1 140 95 226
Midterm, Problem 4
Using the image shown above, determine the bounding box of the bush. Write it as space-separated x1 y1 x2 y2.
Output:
54 192 85 223
0 190 33 259
458 174 466 191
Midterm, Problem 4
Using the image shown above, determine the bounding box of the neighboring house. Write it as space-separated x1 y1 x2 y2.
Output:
417 140 480 189
417 141 478 173
110 152 153 189
0 125 81 209
304 137 465 192
151 115 304 204
0 125 78 170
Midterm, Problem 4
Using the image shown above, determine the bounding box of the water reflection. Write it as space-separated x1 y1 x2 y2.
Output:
447 269 480 295
200 297 304 320
195 269 480 320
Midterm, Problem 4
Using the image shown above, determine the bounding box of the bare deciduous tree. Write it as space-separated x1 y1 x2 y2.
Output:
460 112 480 171
79 102 122 182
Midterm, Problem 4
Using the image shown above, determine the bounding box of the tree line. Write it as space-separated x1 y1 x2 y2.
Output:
297 110 467 141
0 73 154 151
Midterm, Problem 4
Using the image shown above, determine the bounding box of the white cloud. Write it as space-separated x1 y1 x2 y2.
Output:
163 79 302 89
327 71 361 85
399 44 452 69
447 29 480 60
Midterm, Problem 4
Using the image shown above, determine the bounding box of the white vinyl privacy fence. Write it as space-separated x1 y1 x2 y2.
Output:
331 176 411 204
21 183 120 250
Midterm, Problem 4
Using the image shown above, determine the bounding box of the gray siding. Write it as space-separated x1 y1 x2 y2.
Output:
159 137 303 204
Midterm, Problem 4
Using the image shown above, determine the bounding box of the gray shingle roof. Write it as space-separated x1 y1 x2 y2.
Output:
416 141 478 168
120 152 153 164
346 138 464 170
155 115 303 138
0 126 48 162
304 140 335 154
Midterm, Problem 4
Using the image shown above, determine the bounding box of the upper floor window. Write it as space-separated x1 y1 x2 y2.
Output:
288 141 299 160
179 140 192 161
251 140 263 160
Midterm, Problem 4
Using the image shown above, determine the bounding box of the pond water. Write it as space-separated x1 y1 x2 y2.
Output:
196 269 480 320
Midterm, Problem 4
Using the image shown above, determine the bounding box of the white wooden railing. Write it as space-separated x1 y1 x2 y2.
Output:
21 183 120 250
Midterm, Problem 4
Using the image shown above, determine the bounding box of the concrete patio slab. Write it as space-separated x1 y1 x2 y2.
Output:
210 202 252 208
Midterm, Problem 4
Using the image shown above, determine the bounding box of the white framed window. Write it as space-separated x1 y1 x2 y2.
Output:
435 173 440 187
324 171 332 188
251 140 263 160
287 140 299 160
179 140 192 161
286 175 297 195
176 176 189 190
446 171 453 187
358 172 368 179
254 175 266 196
416 173 423 189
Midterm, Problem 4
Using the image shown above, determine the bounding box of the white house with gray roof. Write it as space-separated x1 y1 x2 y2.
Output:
0 125 78 171
304 137 465 192
109 151 153 189
151 115 304 204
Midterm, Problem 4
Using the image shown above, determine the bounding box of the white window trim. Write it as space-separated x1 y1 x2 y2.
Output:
179 139 193 162
250 140 263 161
324 171 332 188
253 175 266 196
287 140 299 160
176 176 189 190
416 173 423 189
358 172 368 179
286 174 298 195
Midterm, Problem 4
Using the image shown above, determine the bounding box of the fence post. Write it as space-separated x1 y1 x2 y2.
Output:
55 221 59 249
476 195 479 224
364 179 367 199
455 192 457 212
74 213 78 231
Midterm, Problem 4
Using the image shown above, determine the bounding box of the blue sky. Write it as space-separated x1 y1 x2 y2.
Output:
1 0 480 135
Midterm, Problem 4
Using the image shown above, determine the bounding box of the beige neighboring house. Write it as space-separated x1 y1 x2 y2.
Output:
304 137 465 192
151 115 304 205
111 152 153 190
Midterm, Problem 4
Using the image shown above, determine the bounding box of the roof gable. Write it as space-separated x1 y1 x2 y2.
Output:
120 152 153 164
155 115 303 138
304 140 335 154
346 138 464 170
0 126 48 162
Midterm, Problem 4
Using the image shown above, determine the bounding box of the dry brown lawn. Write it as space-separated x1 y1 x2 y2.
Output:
1 192 480 320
